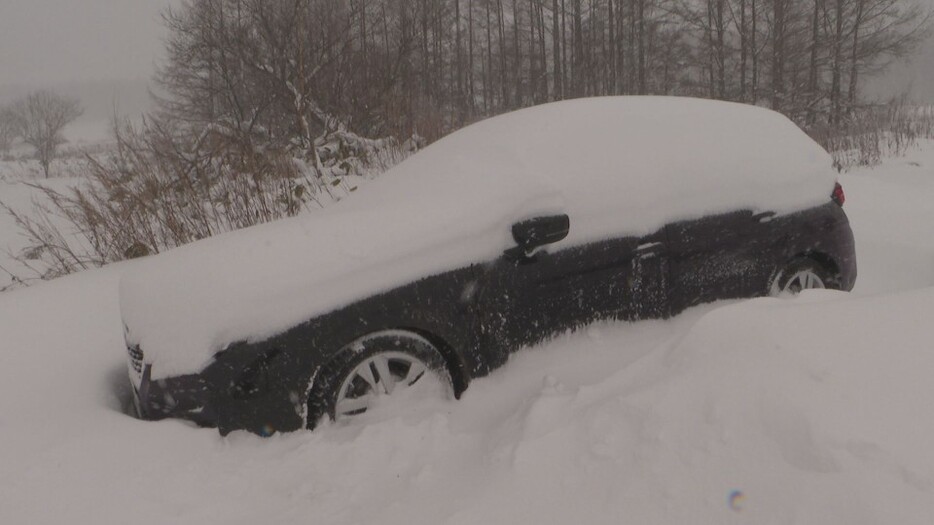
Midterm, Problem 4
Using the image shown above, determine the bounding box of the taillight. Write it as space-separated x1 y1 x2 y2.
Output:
831 182 845 206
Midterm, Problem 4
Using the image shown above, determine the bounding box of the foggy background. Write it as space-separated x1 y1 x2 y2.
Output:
0 0 932 142
0 0 176 142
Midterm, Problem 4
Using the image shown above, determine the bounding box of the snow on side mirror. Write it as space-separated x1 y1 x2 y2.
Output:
508 214 570 258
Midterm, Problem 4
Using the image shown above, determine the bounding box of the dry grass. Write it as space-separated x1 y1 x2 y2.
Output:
1 118 408 282
808 102 934 170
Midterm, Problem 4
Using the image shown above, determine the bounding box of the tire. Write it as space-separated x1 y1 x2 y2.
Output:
306 332 453 429
769 258 834 296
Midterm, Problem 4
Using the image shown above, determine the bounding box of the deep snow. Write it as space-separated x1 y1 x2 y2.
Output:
1 140 934 524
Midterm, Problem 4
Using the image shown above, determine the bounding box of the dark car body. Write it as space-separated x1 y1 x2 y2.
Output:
130 199 855 435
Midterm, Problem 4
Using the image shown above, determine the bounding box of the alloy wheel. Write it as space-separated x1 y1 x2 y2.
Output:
334 351 436 419
778 269 825 294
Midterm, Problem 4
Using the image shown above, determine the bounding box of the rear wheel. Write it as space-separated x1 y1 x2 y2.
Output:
770 258 832 296
306 332 453 428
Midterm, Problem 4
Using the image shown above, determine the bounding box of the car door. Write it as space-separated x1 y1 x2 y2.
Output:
666 209 767 314
476 225 669 354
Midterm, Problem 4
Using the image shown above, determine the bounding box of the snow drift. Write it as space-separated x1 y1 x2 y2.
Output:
120 96 838 377
5 276 934 523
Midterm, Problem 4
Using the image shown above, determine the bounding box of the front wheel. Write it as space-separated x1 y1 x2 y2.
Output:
769 258 833 296
306 332 453 428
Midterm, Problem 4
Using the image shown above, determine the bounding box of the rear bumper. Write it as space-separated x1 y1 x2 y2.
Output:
836 245 857 292
132 364 218 428
830 206 858 292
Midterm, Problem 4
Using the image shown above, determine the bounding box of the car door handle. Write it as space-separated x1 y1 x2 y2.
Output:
636 242 664 258
752 211 776 223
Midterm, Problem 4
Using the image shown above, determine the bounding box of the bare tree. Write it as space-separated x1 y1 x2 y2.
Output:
7 91 82 177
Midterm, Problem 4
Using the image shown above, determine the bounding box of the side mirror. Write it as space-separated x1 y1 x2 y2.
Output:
509 214 570 257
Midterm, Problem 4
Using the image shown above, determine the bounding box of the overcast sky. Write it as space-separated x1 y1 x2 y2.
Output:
0 0 174 86
0 0 933 100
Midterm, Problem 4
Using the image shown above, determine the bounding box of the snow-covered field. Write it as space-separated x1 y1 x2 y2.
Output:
1 142 934 523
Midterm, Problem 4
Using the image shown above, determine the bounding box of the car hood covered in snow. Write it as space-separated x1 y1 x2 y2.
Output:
120 96 838 377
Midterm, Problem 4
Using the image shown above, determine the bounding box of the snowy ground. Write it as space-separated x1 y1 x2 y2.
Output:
2 142 934 523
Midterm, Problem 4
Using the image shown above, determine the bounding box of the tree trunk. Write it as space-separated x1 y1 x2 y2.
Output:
497 0 509 106
553 0 562 99
513 0 522 105
740 0 747 101
716 0 725 98
486 0 494 110
807 0 820 123
609 0 617 94
771 0 784 110
400 0 414 134
619 0 627 93
359 0 369 85
540 2 548 98
573 0 583 97
847 0 865 112
455 0 464 122
706 0 716 98
637 0 645 94
529 0 537 102
830 0 844 125
420 0 430 97
561 0 568 96
468 0 476 115
751 0 758 101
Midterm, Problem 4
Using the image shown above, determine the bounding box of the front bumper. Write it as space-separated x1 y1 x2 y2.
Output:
132 364 217 428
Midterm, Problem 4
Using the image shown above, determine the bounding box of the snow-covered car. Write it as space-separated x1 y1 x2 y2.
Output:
122 97 856 435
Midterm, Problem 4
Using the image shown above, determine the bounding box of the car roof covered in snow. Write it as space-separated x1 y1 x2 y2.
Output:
120 96 837 377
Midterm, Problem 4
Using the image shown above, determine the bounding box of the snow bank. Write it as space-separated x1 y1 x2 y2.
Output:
120 96 838 377
6 270 934 523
